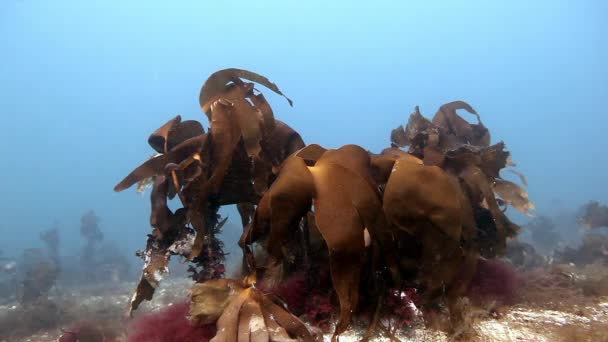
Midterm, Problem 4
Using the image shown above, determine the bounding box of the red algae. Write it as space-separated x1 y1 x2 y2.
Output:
385 288 422 329
127 302 216 342
259 271 308 315
58 321 116 342
468 258 521 305
305 293 334 331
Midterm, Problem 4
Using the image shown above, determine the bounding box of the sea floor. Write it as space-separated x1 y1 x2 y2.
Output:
1 269 607 342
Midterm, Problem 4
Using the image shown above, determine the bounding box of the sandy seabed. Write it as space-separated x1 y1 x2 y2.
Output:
1 273 607 342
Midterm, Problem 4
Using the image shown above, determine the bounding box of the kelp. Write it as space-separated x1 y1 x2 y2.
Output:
242 145 438 340
113 115 207 193
506 239 546 270
199 68 293 115
128 224 194 314
523 216 561 255
190 279 314 342
389 103 529 252
382 156 480 328
493 179 535 216
115 68 303 322
579 201 608 229
432 100 490 148
114 69 535 341
555 233 608 265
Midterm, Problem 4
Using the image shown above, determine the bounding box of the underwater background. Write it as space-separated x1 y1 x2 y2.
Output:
1 0 607 341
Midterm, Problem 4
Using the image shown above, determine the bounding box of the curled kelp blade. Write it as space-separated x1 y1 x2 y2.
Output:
201 74 286 162
493 179 535 216
148 115 181 153
434 100 480 124
134 153 163 194
114 134 207 192
167 120 205 151
432 100 490 147
199 68 293 114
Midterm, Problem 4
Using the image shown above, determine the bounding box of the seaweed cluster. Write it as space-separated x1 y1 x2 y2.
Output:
78 210 131 284
114 68 534 340
555 231 608 266
578 201 608 229
524 216 562 255
19 225 61 305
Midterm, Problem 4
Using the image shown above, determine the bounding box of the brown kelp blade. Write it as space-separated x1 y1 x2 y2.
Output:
259 296 314 341
308 163 365 339
505 168 529 187
237 298 267 342
127 237 171 314
434 100 480 124
114 134 206 192
384 159 463 241
261 308 296 341
199 68 293 113
493 179 535 216
264 120 306 168
148 115 181 153
248 92 276 135
190 279 244 325
390 125 409 147
195 281 312 342
402 107 436 148
149 175 172 236
247 155 315 264
432 100 484 147
211 288 251 342
247 299 271 342
202 98 242 196
231 91 265 158
166 120 205 151
294 144 328 165
128 275 155 315
478 142 510 178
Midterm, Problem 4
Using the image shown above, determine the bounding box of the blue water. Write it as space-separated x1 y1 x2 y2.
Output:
0 0 606 297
